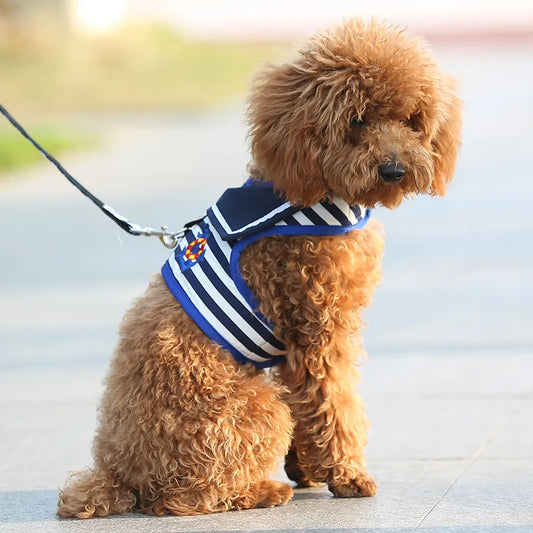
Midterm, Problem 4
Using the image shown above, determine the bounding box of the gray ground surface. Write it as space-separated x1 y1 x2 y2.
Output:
0 43 532 532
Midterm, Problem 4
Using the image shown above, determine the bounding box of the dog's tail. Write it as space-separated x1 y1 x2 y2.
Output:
57 468 136 519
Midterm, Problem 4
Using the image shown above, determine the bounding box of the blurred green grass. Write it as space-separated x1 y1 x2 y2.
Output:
0 124 99 175
0 24 286 174
0 25 286 112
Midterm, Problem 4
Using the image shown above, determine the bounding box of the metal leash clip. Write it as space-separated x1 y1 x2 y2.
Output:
133 217 203 249
159 229 183 249
116 222 180 249
157 226 185 249
155 217 204 248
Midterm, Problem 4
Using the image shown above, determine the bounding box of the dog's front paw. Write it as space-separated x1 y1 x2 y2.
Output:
234 479 294 511
256 480 294 508
329 472 378 498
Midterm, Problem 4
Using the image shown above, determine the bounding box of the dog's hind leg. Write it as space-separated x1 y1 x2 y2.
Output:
57 468 136 518
137 361 294 516
58 276 293 518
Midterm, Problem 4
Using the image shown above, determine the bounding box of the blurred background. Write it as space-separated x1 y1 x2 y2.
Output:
0 0 532 517
1 0 531 364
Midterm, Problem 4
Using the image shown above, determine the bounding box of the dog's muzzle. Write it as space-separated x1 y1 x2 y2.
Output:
379 162 405 182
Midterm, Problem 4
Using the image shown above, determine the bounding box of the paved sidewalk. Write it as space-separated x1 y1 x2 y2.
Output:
0 43 532 532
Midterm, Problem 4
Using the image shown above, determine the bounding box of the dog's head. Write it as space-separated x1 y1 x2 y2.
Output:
247 19 462 208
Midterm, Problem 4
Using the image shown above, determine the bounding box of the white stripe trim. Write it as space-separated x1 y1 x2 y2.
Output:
348 206 360 224
190 261 283 354
202 247 282 347
211 200 292 236
334 197 357 223
203 230 281 350
311 203 343 225
292 211 315 225
208 222 233 267
184 220 284 353
168 255 273 362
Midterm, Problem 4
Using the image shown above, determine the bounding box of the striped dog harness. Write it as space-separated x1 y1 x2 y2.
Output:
162 180 371 368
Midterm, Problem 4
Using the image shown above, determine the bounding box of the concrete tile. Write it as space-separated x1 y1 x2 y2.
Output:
0 402 96 490
359 352 530 461
419 459 533 529
417 527 533 533
364 397 521 461
481 400 533 459
0 460 466 533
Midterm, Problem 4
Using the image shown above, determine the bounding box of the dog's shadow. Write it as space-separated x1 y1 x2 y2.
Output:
291 485 332 501
0 487 331 525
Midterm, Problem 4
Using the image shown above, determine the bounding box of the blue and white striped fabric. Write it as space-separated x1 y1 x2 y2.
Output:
162 180 371 368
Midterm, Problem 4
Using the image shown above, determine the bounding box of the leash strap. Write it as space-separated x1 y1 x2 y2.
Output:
0 103 191 248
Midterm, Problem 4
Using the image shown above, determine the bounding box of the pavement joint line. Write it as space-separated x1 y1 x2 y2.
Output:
414 403 522 529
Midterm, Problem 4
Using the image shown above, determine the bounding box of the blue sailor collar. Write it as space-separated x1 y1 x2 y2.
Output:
207 178 370 241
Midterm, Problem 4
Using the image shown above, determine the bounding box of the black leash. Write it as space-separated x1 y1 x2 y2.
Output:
0 103 195 248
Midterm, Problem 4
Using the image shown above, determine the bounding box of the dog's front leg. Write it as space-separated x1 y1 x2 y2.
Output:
242 230 383 497
276 337 377 497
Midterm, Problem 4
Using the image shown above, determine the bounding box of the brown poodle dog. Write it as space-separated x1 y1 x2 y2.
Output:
58 19 461 518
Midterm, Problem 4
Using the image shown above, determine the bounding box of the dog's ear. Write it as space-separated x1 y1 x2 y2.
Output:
247 62 329 205
429 76 462 196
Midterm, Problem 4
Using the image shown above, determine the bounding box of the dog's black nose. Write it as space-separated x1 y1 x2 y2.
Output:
379 162 405 182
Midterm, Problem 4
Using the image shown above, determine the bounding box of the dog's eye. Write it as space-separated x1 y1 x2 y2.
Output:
405 115 419 131
349 115 365 128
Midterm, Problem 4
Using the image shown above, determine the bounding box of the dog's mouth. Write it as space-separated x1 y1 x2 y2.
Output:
323 146 434 209
341 163 433 208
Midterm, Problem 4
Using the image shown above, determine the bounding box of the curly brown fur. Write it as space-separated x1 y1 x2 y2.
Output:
58 18 460 518
58 277 293 517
